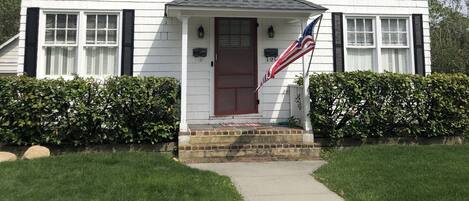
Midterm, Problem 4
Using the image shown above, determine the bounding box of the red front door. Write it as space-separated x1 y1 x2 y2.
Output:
215 18 258 116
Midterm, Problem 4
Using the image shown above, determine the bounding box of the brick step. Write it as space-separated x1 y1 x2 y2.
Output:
189 134 307 145
189 128 304 136
178 143 320 163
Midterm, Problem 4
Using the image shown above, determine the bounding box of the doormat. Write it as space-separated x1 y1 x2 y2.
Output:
220 123 263 127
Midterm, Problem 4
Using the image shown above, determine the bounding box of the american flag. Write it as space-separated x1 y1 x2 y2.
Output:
257 15 322 91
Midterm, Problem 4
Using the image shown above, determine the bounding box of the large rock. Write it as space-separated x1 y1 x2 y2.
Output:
0 152 17 162
22 145 50 160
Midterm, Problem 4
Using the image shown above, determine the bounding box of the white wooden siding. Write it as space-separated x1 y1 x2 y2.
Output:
0 37 19 74
18 0 432 124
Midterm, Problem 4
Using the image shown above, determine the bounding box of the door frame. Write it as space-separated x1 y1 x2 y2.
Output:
214 17 258 116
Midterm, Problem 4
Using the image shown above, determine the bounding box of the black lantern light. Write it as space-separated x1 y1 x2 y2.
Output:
198 25 205 39
268 25 275 38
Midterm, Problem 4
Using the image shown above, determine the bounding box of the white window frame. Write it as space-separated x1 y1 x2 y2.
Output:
37 9 123 79
343 14 415 74
344 16 377 72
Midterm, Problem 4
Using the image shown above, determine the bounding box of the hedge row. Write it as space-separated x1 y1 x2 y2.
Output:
0 76 180 146
308 72 469 140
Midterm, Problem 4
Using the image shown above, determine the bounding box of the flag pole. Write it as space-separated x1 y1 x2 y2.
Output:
306 14 323 75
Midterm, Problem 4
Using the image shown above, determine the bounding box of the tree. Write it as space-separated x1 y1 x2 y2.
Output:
429 0 469 74
0 0 21 45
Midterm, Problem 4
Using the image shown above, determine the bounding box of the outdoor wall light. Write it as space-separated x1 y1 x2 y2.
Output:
198 25 205 39
268 26 275 38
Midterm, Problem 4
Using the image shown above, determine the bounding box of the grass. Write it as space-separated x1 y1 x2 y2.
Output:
0 152 242 201
314 145 469 201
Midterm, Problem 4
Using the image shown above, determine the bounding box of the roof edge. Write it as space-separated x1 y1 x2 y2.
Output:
0 34 19 51
165 0 328 13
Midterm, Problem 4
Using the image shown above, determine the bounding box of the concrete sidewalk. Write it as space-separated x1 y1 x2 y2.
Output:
189 161 344 201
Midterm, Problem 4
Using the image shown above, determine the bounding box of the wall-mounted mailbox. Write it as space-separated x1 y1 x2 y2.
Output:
193 48 207 58
264 48 278 58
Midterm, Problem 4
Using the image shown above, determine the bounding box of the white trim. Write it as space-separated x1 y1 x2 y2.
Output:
209 17 215 117
167 6 325 19
300 18 312 132
0 34 19 51
36 9 122 79
257 18 264 118
180 16 189 132
343 14 414 73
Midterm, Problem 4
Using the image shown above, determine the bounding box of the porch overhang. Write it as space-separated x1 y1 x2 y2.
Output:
165 0 328 19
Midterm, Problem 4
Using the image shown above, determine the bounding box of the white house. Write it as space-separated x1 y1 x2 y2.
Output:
0 34 19 75
16 0 431 141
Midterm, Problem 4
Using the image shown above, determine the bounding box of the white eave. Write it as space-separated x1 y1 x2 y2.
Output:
165 6 327 19
0 34 19 52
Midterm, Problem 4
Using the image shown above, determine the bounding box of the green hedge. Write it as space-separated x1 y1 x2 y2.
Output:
0 76 180 146
308 72 469 140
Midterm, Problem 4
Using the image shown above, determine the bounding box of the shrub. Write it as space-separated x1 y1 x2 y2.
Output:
0 76 180 146
308 72 468 140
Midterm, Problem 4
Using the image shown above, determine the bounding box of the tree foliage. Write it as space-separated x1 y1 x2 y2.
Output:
0 0 21 45
429 0 469 74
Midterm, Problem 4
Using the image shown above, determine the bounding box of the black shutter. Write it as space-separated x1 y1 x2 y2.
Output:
121 10 135 76
332 12 345 72
412 14 426 76
24 7 40 77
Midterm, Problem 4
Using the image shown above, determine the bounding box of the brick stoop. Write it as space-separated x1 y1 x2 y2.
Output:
178 125 319 163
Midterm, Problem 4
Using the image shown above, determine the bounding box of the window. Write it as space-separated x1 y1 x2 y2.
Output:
85 14 119 76
218 19 252 48
345 16 411 73
381 18 409 73
45 14 78 75
346 18 375 71
40 11 120 78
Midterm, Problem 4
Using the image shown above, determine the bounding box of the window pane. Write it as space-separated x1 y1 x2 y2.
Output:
108 15 117 29
347 19 355 31
219 20 230 34
356 19 364 31
399 33 407 45
56 30 65 43
347 33 355 45
67 30 76 44
87 30 95 44
365 33 374 45
391 33 398 44
382 33 391 45
46 15 55 28
86 47 118 76
46 47 77 75
347 48 374 71
45 30 55 43
108 30 117 43
97 30 106 43
230 20 241 34
98 15 107 29
382 19 389 32
398 19 407 32
357 33 365 45
57 14 66 28
365 19 373 32
87 15 96 29
240 20 250 34
68 15 77 28
219 35 230 47
381 48 408 73
390 19 398 32
240 35 250 47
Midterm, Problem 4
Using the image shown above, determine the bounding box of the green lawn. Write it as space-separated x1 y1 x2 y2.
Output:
0 152 242 201
314 145 469 201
